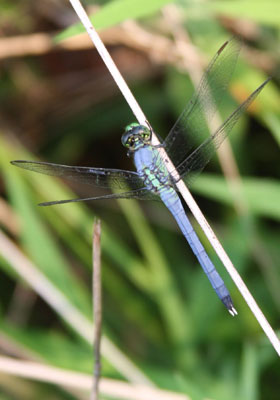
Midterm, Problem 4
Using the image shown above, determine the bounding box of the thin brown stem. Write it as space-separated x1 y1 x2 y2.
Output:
91 219 102 400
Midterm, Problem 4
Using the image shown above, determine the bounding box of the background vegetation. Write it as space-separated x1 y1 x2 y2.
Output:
0 0 280 399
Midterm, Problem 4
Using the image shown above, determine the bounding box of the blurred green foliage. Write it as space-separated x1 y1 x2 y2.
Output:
0 0 280 399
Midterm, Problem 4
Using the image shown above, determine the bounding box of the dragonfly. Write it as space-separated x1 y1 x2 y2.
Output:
11 38 271 316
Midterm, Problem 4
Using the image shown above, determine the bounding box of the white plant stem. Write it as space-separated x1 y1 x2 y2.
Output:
0 356 188 400
68 0 280 356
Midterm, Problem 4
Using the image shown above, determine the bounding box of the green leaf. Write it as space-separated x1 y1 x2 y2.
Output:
0 144 92 318
56 0 173 41
238 343 259 400
263 112 280 147
208 0 280 27
192 174 280 221
0 322 93 373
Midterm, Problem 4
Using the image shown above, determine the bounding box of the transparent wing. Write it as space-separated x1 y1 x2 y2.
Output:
173 77 271 186
38 189 158 207
163 37 241 167
11 160 144 190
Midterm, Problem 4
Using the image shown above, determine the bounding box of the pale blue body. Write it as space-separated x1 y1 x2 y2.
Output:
134 145 231 308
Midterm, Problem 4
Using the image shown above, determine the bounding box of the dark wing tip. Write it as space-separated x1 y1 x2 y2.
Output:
38 201 57 207
38 199 76 206
11 160 31 166
218 40 229 55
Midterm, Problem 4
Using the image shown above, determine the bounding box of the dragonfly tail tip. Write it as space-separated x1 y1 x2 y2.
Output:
228 306 238 317
222 295 237 316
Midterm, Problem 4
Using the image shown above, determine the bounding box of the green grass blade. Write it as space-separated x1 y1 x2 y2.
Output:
56 0 174 41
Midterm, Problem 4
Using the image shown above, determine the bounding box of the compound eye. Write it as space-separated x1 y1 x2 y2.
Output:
126 136 135 147
141 131 150 140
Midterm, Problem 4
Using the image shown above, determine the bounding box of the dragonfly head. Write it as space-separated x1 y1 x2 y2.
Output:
121 123 152 152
